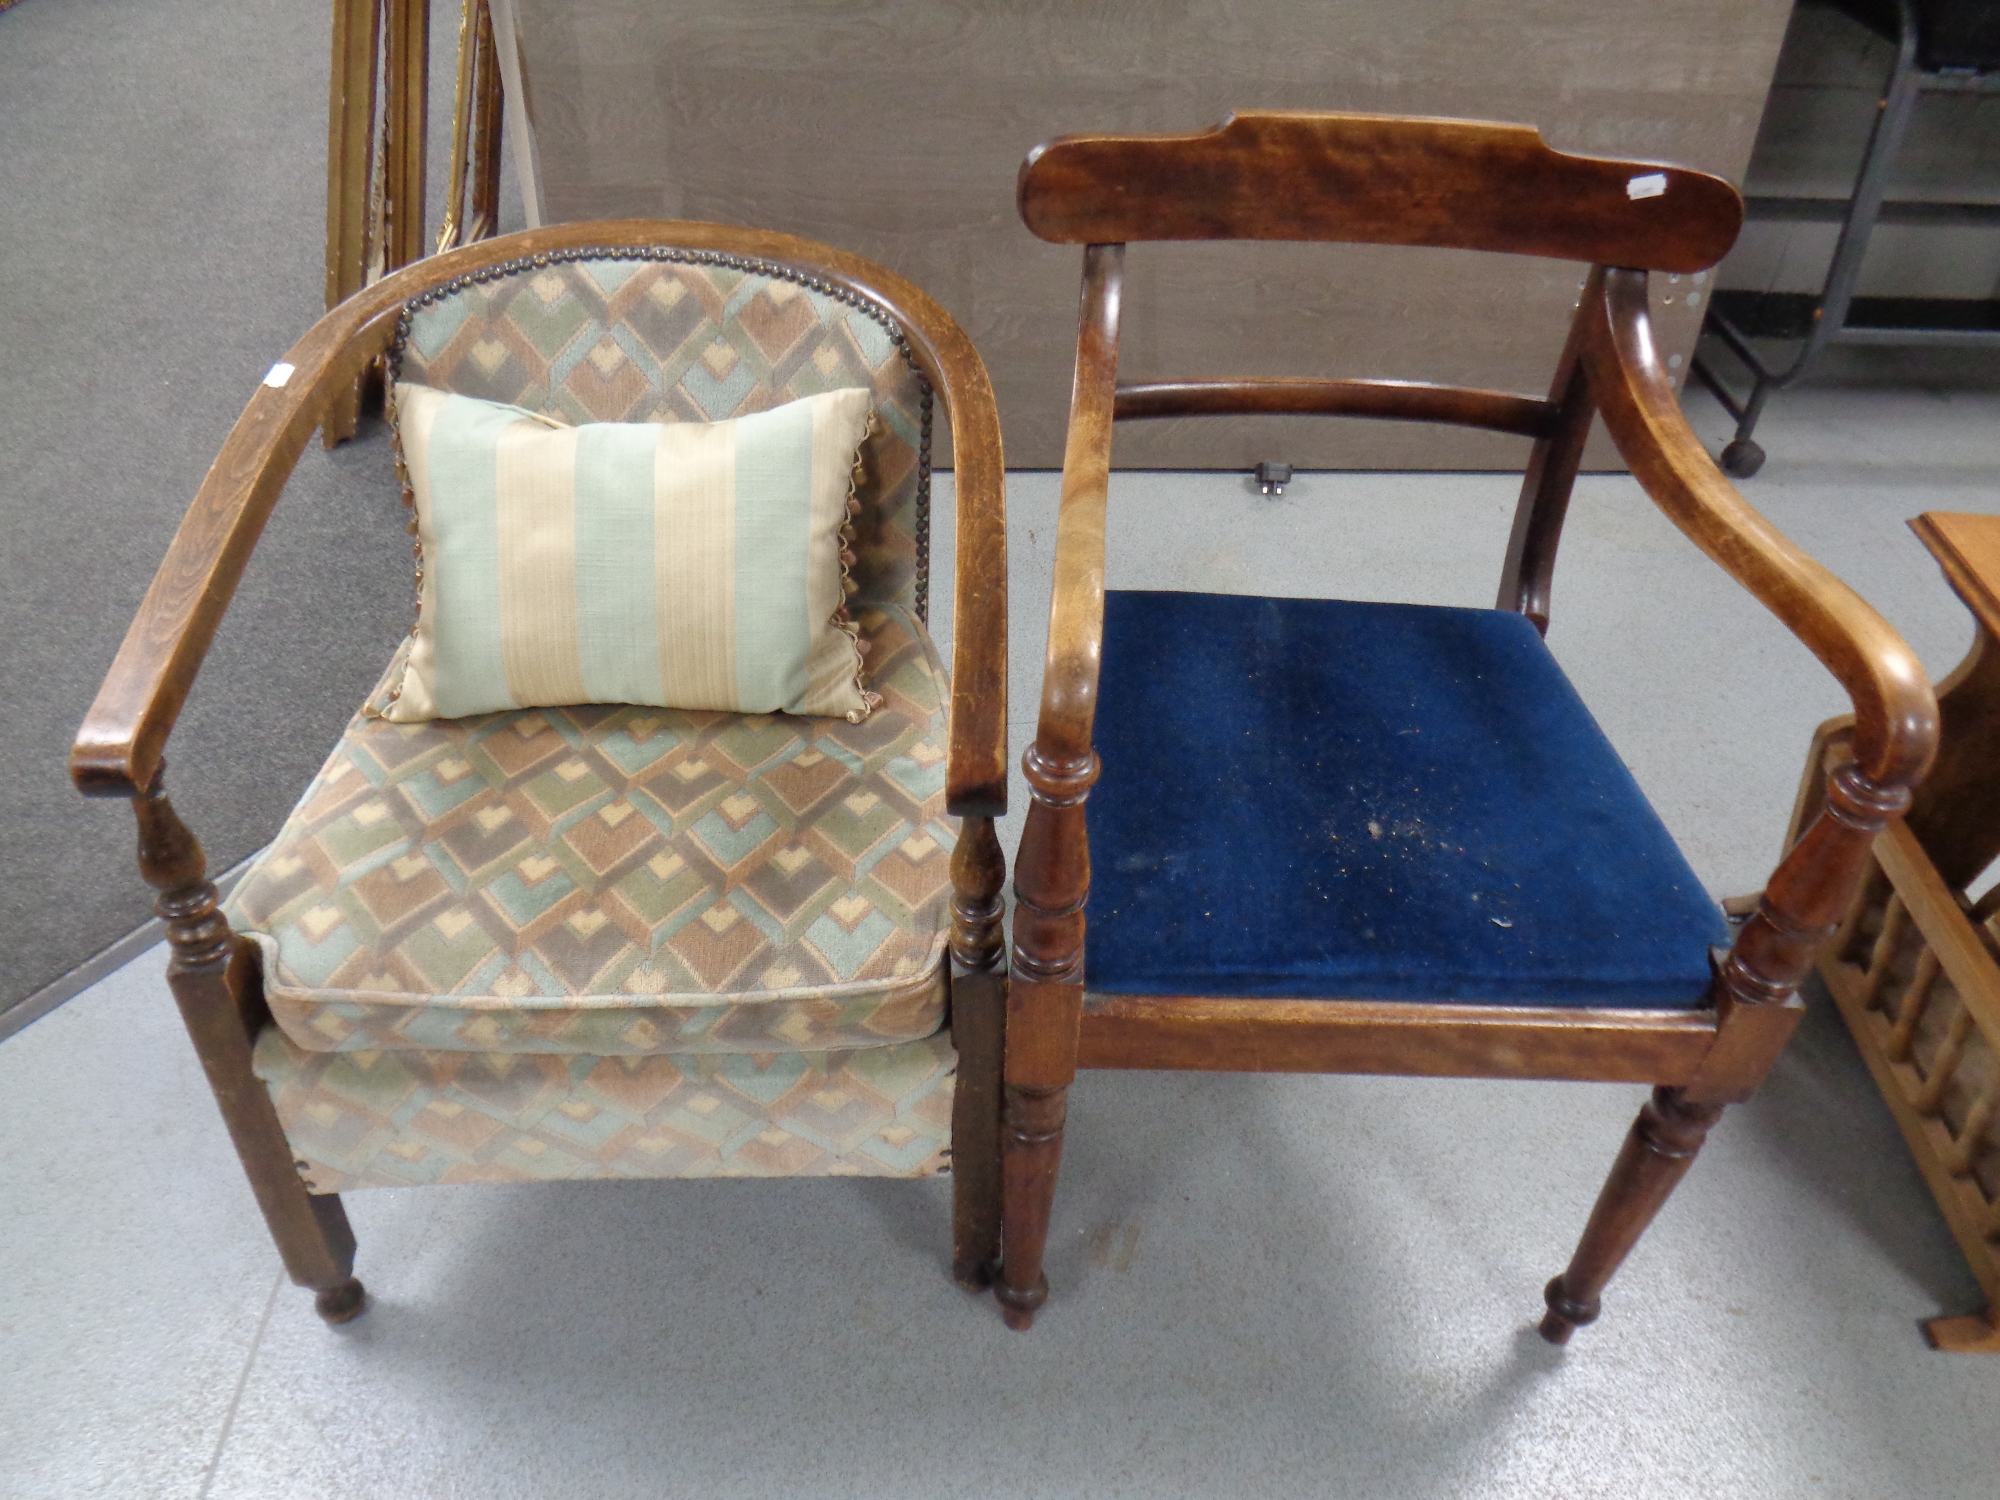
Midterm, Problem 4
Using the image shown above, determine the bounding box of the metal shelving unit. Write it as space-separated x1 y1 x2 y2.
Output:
1694 0 2000 476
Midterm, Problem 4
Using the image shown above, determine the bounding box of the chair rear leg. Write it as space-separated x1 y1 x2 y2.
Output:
1540 1085 1722 1344
137 775 365 1325
947 967 1005 1290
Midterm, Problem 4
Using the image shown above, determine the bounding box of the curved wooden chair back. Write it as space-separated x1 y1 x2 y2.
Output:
1018 111 1743 271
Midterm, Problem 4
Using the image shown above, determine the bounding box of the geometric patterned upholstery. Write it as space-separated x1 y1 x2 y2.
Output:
225 604 956 1057
230 600 962 1192
393 249 934 617
220 248 968 1195
252 1028 956 1190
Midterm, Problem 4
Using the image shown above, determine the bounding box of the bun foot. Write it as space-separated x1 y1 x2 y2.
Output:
995 1272 1048 1331
314 1277 367 1325
1537 1275 1598 1346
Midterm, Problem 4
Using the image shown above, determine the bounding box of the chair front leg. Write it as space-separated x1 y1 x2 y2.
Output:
997 744 1094 1329
1540 1086 1722 1342
136 773 366 1325
1542 756 1911 1342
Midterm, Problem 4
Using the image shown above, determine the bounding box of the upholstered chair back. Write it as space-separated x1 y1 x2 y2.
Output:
392 248 935 617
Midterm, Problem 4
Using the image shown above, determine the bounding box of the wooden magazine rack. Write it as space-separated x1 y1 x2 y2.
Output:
1794 510 2000 1352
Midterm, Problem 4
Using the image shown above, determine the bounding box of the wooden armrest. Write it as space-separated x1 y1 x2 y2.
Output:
1030 245 1125 770
1585 267 1938 789
897 290 1010 818
74 220 1013 815
71 300 403 799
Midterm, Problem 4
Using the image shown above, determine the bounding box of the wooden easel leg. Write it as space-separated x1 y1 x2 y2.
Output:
137 775 365 1325
1539 1085 1722 1344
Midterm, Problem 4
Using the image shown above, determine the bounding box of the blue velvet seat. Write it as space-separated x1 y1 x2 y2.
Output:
1086 590 1728 1007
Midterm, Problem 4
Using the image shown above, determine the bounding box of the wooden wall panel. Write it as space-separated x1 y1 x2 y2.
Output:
514 0 1793 469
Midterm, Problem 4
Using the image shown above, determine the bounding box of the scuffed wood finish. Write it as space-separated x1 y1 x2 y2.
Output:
1000 112 1938 1339
1114 378 1556 437
1076 996 1717 1082
1019 113 1744 272
137 771 364 1324
71 221 1008 822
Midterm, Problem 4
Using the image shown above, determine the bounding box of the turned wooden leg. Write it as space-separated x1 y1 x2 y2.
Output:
1542 755 1922 1342
947 816 1006 1291
137 773 365 1325
1540 1085 1723 1343
997 1071 1072 1329
996 743 1094 1330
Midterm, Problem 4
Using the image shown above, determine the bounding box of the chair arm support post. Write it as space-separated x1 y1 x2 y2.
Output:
1584 267 1938 790
1497 267 1601 633
1691 759 1913 1103
949 815 1006 971
135 767 364 1310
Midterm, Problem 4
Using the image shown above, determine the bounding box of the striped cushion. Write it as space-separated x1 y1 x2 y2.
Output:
384 383 878 723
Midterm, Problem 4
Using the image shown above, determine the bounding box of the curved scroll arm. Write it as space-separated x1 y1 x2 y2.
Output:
1583 265 1939 1100
1584 268 1935 791
71 220 1008 820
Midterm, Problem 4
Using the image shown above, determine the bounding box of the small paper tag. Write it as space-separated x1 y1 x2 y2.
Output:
1626 173 1667 201
263 361 295 388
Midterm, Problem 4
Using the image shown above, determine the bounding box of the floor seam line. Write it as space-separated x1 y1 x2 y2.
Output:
195 1267 284 1500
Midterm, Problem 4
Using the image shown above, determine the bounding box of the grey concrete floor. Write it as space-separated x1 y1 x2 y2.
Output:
6 383 2000 1498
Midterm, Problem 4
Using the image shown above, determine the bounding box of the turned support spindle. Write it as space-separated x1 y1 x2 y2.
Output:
947 814 1007 1290
135 768 366 1325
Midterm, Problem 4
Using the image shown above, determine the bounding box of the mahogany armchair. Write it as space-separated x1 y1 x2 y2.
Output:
996 113 1940 1338
72 221 1007 1322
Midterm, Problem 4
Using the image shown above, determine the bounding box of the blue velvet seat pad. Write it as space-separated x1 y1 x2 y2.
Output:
1085 591 1727 1007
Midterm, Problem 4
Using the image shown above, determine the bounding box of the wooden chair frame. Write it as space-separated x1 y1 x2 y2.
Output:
997 113 1940 1337
72 221 1009 1320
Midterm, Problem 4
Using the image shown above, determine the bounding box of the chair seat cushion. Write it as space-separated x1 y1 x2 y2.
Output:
252 1024 956 1190
1085 591 1728 1008
224 603 957 1055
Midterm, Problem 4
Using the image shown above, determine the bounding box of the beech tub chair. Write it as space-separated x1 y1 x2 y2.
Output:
73 221 1007 1322
995 112 1940 1337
